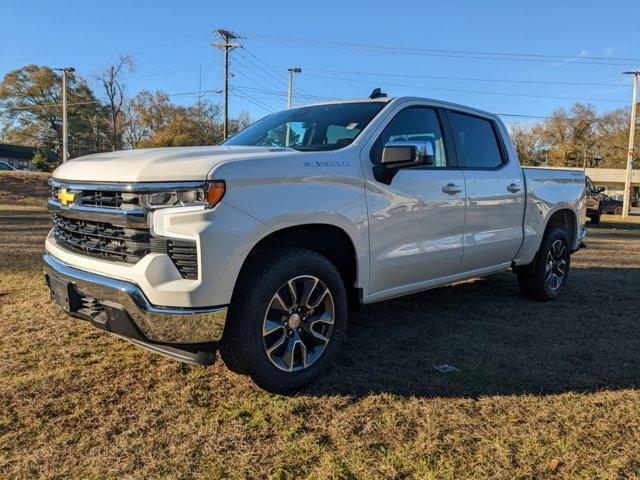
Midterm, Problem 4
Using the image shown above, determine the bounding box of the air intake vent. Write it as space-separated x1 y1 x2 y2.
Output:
167 240 198 279
149 237 198 280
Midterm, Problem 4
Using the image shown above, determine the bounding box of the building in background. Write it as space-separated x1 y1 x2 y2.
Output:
0 144 57 171
541 166 639 206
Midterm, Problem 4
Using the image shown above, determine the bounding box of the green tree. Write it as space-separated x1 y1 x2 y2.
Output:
0 65 107 162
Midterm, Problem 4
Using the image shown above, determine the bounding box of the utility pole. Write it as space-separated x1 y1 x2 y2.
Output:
213 29 241 140
287 67 302 108
622 71 639 219
54 67 75 161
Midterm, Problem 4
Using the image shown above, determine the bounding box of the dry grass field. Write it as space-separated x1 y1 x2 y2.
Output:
1 171 640 479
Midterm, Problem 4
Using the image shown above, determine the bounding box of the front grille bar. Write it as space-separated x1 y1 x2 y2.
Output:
47 200 147 227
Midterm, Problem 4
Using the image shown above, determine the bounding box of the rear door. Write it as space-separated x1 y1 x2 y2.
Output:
446 110 525 273
363 104 466 298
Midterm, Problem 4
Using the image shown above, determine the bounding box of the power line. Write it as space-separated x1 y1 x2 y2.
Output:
297 67 629 89
231 88 277 113
246 33 640 66
2 101 101 110
230 60 329 101
233 56 288 93
238 47 315 98
301 72 631 104
232 85 333 101
125 64 221 80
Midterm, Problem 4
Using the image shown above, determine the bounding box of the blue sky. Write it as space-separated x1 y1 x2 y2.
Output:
2 0 639 126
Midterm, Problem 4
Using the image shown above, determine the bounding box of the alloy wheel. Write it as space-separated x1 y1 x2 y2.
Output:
545 239 568 291
262 275 335 372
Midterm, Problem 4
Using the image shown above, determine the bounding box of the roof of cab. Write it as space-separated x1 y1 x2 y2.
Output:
305 95 499 120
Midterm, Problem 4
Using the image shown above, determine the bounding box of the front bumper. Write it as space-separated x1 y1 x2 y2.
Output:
43 254 228 364
573 226 587 252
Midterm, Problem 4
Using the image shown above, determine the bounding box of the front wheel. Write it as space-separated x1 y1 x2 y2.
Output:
516 227 571 301
221 247 347 393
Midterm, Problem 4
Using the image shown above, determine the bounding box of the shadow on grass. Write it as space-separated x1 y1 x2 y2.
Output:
308 265 640 398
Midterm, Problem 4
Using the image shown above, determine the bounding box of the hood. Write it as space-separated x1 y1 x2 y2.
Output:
52 146 297 182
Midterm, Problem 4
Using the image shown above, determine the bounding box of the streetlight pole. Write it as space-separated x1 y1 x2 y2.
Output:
287 67 302 109
54 67 75 162
286 68 302 147
622 71 639 219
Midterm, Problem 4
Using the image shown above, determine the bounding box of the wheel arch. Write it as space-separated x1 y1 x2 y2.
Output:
527 207 577 267
514 205 579 268
544 208 577 246
233 223 361 303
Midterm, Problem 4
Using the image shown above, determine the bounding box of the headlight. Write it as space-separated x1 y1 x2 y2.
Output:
140 181 225 209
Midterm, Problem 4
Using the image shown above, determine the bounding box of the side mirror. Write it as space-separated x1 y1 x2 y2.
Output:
381 141 435 169
597 186 605 193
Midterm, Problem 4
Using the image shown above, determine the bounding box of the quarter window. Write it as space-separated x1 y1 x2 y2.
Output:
371 107 449 167
449 112 504 168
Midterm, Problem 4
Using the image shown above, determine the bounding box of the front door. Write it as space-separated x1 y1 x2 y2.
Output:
364 106 466 299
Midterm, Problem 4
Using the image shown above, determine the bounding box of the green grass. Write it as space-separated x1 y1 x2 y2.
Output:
2 171 640 478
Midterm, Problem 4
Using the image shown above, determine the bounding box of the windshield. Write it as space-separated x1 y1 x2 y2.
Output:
222 102 386 151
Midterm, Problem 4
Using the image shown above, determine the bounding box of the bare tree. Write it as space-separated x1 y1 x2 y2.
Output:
97 54 134 151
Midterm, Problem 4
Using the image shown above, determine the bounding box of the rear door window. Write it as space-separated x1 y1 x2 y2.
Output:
449 112 504 169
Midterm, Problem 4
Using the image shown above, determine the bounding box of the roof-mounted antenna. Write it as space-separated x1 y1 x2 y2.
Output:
369 88 387 99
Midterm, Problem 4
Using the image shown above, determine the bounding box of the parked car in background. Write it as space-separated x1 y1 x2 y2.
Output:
602 194 624 215
43 94 587 392
0 161 16 171
585 176 604 224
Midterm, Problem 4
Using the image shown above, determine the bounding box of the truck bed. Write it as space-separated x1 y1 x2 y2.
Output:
514 167 587 265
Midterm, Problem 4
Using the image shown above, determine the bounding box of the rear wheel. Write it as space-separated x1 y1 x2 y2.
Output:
221 247 347 393
614 205 623 216
517 227 571 301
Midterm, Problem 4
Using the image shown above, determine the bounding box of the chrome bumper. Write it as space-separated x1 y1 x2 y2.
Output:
43 254 227 344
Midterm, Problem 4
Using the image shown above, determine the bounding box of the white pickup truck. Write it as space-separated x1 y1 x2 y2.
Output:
44 93 586 392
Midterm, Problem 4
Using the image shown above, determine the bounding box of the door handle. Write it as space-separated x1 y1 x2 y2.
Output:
442 183 463 195
507 183 522 193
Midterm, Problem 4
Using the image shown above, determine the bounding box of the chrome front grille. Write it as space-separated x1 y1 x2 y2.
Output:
80 190 141 210
48 180 199 279
50 184 142 210
52 215 151 263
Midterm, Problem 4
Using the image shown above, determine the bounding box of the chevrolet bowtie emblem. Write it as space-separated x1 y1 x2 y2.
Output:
57 188 76 206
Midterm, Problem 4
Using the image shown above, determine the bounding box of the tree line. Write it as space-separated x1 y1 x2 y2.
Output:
0 56 250 170
508 103 637 169
0 56 637 171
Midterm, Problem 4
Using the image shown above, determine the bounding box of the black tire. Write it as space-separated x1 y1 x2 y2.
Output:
516 227 571 301
614 205 623 216
590 205 602 224
220 247 347 393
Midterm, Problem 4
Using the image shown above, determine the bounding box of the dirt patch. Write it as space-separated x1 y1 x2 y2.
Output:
0 171 51 206
2 194 640 478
